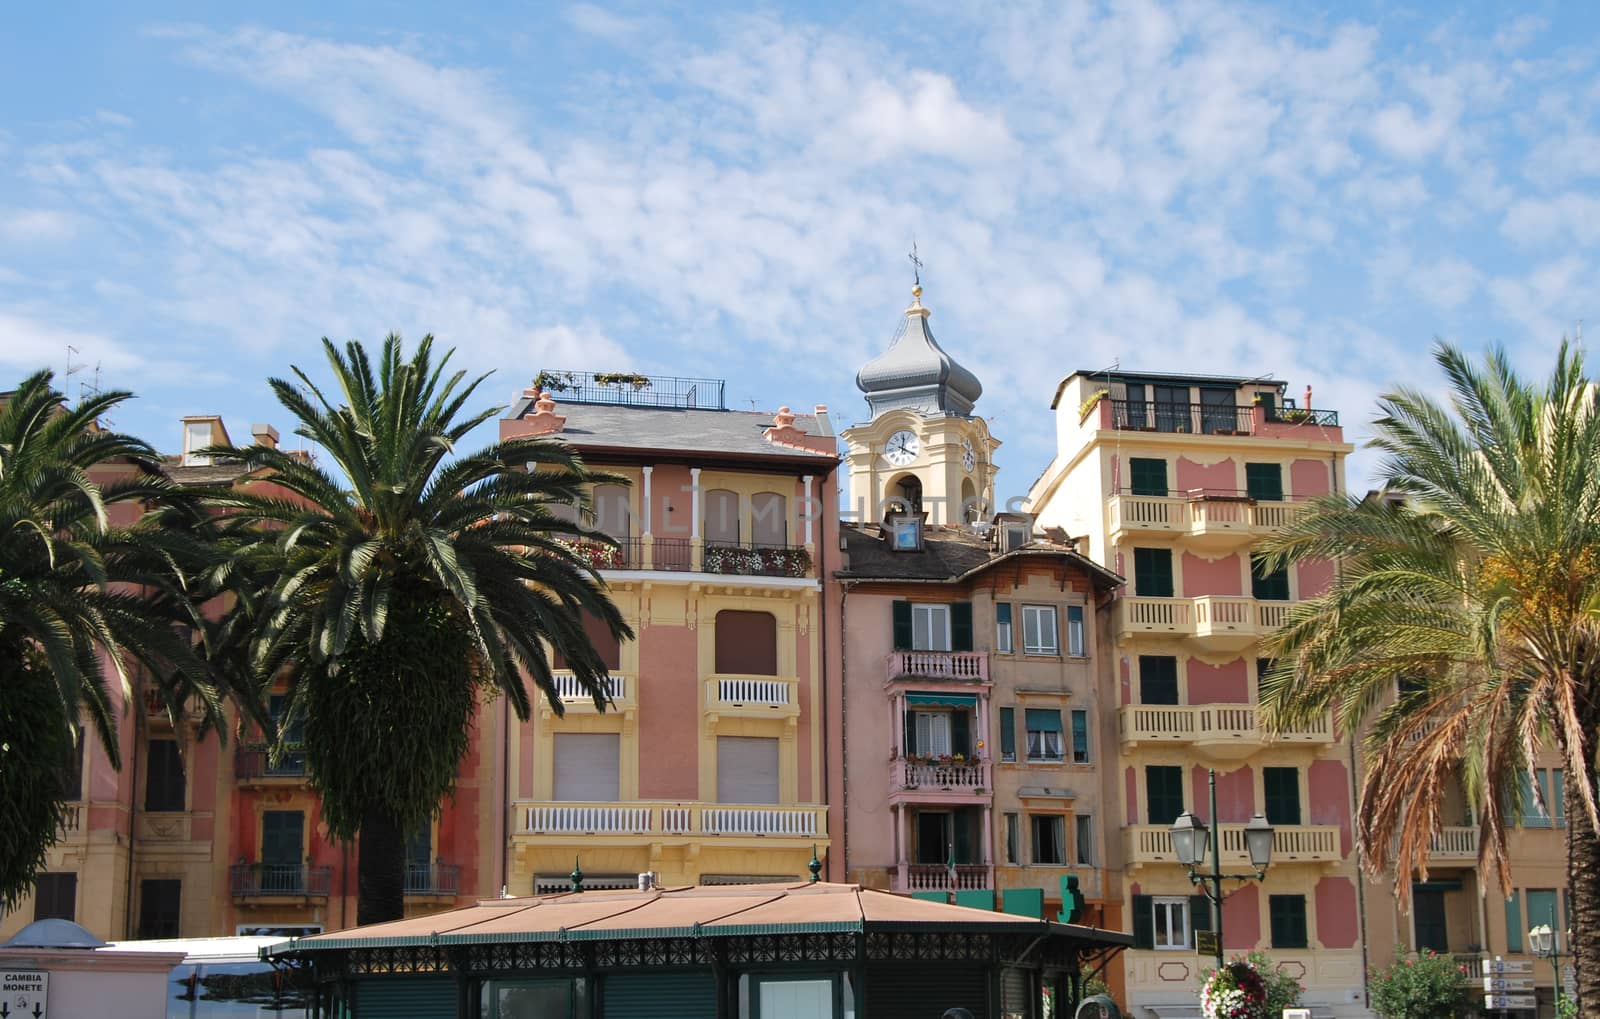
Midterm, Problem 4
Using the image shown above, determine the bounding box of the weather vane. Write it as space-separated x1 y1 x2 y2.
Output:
908 241 923 287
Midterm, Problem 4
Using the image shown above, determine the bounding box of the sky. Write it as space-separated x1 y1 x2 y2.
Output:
3 1 1598 499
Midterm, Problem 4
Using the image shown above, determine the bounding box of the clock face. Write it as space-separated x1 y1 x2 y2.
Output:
961 438 976 473
884 429 920 466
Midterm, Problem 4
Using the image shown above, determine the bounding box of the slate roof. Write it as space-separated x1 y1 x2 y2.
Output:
856 291 982 418
506 401 839 464
837 524 1123 588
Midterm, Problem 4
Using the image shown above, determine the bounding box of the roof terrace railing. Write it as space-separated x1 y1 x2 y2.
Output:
531 369 727 410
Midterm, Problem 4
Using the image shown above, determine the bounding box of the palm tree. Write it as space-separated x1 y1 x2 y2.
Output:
0 370 231 908
1257 341 1600 1008
218 334 630 924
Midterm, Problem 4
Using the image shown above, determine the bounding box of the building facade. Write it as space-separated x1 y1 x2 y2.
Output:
1027 371 1369 1016
498 373 839 891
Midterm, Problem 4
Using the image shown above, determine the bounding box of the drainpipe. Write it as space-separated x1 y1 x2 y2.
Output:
124 666 144 938
817 500 832 880
499 693 511 894
840 582 852 882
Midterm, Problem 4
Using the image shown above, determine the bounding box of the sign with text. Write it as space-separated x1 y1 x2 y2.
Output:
1481 976 1534 993
1481 958 1534 975
0 969 47 1018
1194 931 1218 956
1482 993 1536 1011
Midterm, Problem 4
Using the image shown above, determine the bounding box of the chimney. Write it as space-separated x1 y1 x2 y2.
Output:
516 390 567 437
251 423 279 450
813 404 834 437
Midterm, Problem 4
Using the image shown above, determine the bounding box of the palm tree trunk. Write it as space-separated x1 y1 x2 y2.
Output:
1564 733 1600 1012
356 803 407 925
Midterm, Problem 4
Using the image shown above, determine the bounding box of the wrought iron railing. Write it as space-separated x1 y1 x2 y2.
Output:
235 744 307 780
229 863 332 898
651 537 694 571
405 862 461 896
703 542 812 578
530 369 727 410
1109 400 1339 433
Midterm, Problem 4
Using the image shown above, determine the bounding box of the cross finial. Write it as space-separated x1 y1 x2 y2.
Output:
908 241 923 287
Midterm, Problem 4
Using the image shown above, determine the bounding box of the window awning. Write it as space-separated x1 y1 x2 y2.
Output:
905 693 978 709
1024 708 1062 732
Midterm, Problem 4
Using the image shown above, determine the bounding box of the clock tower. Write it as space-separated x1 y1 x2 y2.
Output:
840 285 999 525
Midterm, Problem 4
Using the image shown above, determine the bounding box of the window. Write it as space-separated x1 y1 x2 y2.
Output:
145 738 186 812
486 978 588 1019
33 873 76 922
1031 815 1066 865
1066 606 1085 657
914 811 953 865
593 483 630 541
269 693 305 745
1199 387 1236 434
553 733 621 801
1526 889 1559 938
892 601 973 652
1139 656 1180 705
1515 769 1566 827
1146 766 1185 825
1412 887 1448 954
755 977 836 1017
1004 813 1020 864
1152 385 1190 433
1505 891 1523 953
1022 605 1058 655
1269 894 1308 948
1128 457 1168 497
138 878 181 939
1075 816 1094 866
914 603 951 651
1245 463 1284 501
998 707 1016 763
995 603 1013 654
911 711 952 756
889 515 923 551
1123 383 1147 427
260 810 305 886
1251 552 1291 601
750 491 788 546
1153 897 1191 949
717 736 780 804
1070 710 1090 764
1133 547 1174 597
1263 767 1301 825
714 610 777 675
704 488 740 543
1025 709 1064 763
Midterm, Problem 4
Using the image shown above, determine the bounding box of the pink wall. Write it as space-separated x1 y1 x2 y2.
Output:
842 596 897 869
650 464 693 538
1309 759 1354 856
636 624 701 800
1223 883 1261 949
1187 658 1249 704
1192 765 1254 823
1316 876 1359 947
1175 457 1236 494
1119 657 1132 706
1297 560 1335 599
1182 552 1243 597
1289 458 1331 498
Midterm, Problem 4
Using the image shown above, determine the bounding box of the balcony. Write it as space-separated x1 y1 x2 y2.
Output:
235 744 308 785
703 542 812 579
1117 704 1334 758
1108 493 1313 551
59 802 84 839
706 675 800 719
516 801 827 841
1124 824 1341 869
890 757 991 801
143 688 206 725
1114 596 1294 649
902 864 992 893
1103 399 1341 436
229 863 332 901
558 536 813 578
1428 827 1480 861
549 672 631 712
886 651 990 684
405 862 462 898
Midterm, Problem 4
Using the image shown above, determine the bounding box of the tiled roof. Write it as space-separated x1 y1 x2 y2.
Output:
506 401 839 463
837 524 1122 588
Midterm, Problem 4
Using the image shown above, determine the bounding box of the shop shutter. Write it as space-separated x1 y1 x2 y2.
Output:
553 733 620 801
892 601 913 651
717 736 779 804
603 971 715 1019
951 602 974 651
356 976 457 1019
865 966 988 1019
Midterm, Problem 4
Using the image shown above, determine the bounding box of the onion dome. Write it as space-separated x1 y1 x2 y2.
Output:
856 286 983 418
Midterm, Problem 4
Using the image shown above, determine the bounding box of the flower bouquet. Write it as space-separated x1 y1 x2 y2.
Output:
1200 958 1268 1019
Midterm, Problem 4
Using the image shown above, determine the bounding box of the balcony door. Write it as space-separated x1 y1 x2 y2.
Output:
1132 548 1174 598
1412 887 1449 953
1139 656 1180 705
1152 385 1189 433
261 810 304 892
553 733 620 801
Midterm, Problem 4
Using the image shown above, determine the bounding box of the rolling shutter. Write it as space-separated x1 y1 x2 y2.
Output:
1001 968 1033 1015
865 967 987 1019
603 971 715 1019
553 733 620 801
356 977 457 1019
717 736 779 804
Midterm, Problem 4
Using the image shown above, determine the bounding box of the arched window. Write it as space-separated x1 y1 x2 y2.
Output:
593 483 630 540
704 489 740 544
961 479 980 524
750 492 788 547
714 610 778 675
888 474 922 515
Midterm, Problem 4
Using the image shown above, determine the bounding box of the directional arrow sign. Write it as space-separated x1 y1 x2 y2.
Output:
1481 976 1535 992
1482 958 1534 975
0 971 46 1019
1483 993 1536 1011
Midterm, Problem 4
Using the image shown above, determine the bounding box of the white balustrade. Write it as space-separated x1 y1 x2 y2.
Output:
702 807 818 837
896 759 987 789
59 803 83 833
906 864 989 891
552 673 626 702
716 678 790 705
525 804 651 834
662 807 693 834
887 651 989 681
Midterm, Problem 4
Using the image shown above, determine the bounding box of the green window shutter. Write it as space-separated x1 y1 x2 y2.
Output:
603 972 715 1019
892 601 913 651
1269 894 1308 949
1132 895 1154 950
903 712 915 755
356 977 459 1019
1245 463 1283 501
1139 656 1180 705
1527 889 1558 934
1129 458 1168 496
1505 892 1523 953
1070 710 1089 763
951 602 974 651
1251 553 1290 601
1264 767 1301 825
999 707 1015 761
951 710 971 756
1146 766 1184 825
1134 548 1174 597
1555 770 1567 826
1190 894 1213 932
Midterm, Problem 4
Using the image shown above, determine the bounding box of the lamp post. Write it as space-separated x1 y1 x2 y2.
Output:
1528 922 1564 1015
1169 768 1275 972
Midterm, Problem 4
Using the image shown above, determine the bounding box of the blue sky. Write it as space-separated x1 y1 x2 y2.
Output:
3 2 1597 496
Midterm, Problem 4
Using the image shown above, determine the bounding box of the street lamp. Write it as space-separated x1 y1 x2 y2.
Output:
1528 923 1564 1014
1170 768 1275 972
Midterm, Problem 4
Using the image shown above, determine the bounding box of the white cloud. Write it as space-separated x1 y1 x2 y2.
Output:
0 208 79 244
0 310 142 375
